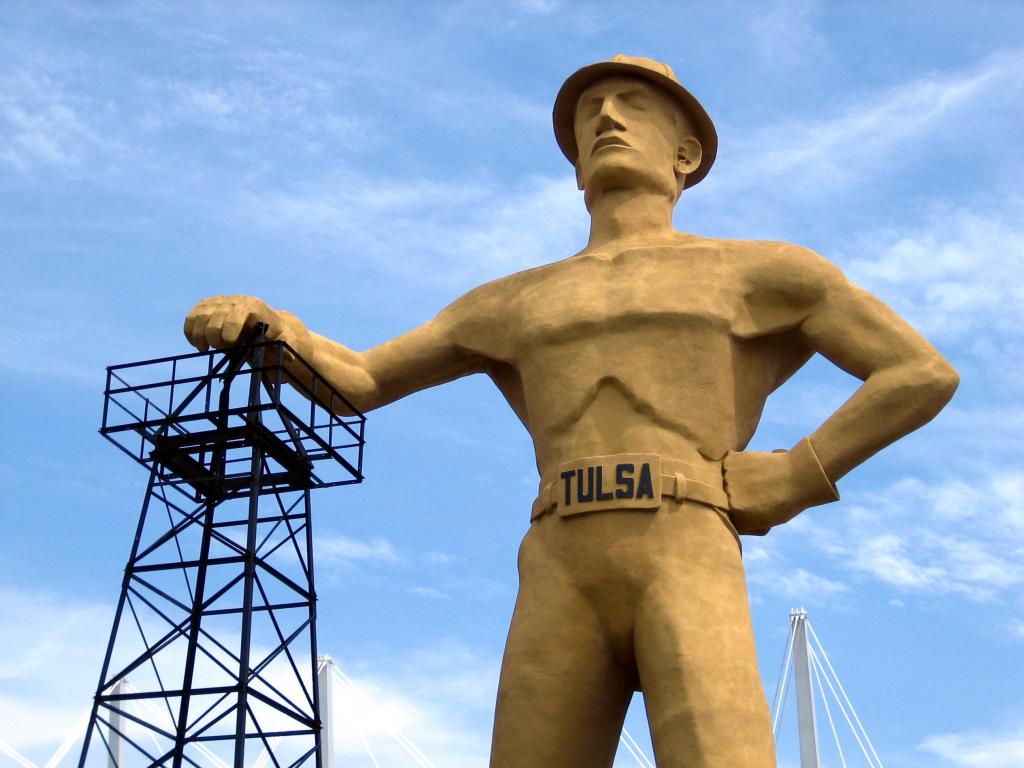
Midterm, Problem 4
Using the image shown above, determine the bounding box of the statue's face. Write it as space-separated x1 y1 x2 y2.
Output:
573 76 696 202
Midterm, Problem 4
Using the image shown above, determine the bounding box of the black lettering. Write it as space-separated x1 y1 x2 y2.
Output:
560 470 575 506
577 466 595 502
636 463 655 499
595 466 614 501
615 463 634 499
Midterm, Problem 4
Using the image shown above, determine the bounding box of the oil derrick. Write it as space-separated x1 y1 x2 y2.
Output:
79 327 365 768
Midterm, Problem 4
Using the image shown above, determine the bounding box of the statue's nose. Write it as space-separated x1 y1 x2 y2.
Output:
595 100 626 135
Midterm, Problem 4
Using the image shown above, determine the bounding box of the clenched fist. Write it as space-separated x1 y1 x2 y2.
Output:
722 438 839 535
183 295 314 361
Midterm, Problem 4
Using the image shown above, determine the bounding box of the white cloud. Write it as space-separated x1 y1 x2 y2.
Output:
0 71 121 173
712 50 1024 197
411 585 450 600
922 724 1024 767
317 534 401 566
512 0 562 14
0 287 133 385
423 550 455 565
850 533 947 590
243 171 587 286
841 201 1024 348
744 541 849 603
748 0 830 68
0 587 111 753
321 641 499 768
787 470 1024 603
0 582 500 767
1006 619 1024 642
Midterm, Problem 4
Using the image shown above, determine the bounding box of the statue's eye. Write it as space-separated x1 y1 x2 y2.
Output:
620 92 647 111
578 100 601 120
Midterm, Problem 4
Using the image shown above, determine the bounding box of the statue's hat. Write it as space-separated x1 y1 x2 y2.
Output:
553 54 718 189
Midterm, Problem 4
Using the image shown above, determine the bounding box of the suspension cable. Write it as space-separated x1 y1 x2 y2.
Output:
43 704 92 768
809 645 848 768
332 665 437 768
620 727 655 768
772 618 797 737
618 734 648 767
0 738 37 768
807 622 885 768
358 730 383 768
807 646 877 768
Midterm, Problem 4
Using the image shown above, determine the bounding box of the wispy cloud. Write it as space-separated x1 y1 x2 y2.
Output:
512 0 562 14
1006 619 1024 643
243 171 586 286
922 723 1024 767
0 71 124 173
317 534 401 567
748 0 830 69
710 50 1024 198
744 542 849 603
314 641 499 768
0 286 155 385
786 470 1024 603
0 582 498 766
0 587 111 751
836 199 1024 395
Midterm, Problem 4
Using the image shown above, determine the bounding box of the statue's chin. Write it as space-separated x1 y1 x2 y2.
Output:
583 164 677 206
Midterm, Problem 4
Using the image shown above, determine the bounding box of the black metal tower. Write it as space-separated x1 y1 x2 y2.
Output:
79 328 365 768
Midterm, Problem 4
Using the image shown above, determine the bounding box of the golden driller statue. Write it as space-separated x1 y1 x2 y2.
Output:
185 56 958 767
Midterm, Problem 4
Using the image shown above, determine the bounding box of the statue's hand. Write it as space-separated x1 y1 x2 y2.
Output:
183 295 313 360
722 438 839 536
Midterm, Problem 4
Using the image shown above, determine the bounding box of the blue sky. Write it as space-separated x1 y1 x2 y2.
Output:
1 1 1022 766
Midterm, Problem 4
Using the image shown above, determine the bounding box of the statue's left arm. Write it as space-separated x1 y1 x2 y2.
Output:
725 253 959 534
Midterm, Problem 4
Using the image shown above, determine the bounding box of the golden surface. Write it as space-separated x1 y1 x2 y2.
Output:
185 56 958 767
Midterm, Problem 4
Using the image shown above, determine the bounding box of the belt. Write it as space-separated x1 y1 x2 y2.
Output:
530 452 729 522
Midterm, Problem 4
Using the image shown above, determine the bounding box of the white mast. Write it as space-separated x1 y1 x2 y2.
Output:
317 656 335 768
791 608 821 768
107 679 125 768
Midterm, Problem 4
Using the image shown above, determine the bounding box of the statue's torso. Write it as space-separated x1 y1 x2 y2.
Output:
452 234 826 477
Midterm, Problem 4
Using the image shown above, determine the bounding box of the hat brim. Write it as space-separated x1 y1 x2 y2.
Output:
553 61 717 189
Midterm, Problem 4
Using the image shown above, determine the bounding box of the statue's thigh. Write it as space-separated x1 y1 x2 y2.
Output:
489 571 633 768
634 567 776 767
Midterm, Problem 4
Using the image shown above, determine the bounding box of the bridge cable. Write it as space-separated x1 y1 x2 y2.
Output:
807 622 885 768
807 646 877 768
771 618 797 737
809 645 848 768
331 665 437 768
619 728 655 768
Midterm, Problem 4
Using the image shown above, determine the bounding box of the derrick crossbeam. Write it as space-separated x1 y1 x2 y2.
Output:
79 329 365 768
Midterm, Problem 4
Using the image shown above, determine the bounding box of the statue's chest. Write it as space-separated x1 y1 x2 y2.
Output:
508 248 737 348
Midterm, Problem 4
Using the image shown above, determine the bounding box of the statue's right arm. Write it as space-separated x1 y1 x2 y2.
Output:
183 295 484 414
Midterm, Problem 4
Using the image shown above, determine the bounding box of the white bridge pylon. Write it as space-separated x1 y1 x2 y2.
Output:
0 656 656 767
772 608 886 768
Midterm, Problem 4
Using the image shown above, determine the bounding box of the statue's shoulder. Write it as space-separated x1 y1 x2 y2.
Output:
450 252 593 320
688 235 849 337
434 262 558 355
445 260 557 315
687 234 845 293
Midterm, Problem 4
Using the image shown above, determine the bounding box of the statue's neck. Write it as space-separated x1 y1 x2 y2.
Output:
585 189 678 251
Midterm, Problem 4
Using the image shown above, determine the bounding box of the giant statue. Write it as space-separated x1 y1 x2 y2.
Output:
184 56 958 767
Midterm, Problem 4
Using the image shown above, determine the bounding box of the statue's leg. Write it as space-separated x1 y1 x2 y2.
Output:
634 503 776 767
489 530 634 768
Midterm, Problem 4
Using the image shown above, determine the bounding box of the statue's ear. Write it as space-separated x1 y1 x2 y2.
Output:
674 136 703 182
575 162 584 191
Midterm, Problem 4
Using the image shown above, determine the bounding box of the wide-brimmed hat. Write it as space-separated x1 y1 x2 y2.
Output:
553 54 718 189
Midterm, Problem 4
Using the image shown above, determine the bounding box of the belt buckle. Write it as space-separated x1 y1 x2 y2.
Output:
556 453 662 517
